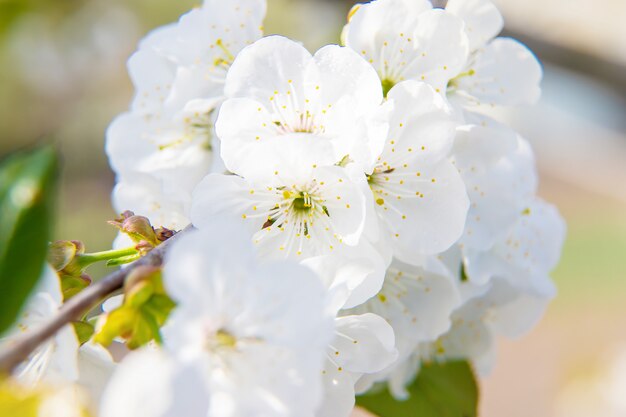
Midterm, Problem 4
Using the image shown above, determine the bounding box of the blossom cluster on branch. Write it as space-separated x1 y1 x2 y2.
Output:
0 0 566 416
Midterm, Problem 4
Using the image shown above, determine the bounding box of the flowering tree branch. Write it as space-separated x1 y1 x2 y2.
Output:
0 225 194 375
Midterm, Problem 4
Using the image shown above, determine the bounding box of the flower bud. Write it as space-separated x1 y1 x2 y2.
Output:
109 211 159 246
48 240 84 275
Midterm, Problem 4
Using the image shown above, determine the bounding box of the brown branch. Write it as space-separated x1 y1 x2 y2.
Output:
0 225 194 375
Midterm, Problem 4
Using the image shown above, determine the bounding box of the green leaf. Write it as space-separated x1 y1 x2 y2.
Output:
357 360 479 417
0 146 57 334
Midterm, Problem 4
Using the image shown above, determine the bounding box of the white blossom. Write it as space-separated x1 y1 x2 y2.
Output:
366 81 469 260
346 259 460 397
445 0 543 111
106 0 267 228
216 35 388 177
342 0 469 95
191 143 386 308
100 350 207 417
463 198 566 297
0 266 79 387
315 313 397 417
102 220 334 417
452 122 538 255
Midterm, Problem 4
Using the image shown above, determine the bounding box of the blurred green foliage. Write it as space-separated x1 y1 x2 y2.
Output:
357 360 479 417
0 0 80 35
0 146 57 334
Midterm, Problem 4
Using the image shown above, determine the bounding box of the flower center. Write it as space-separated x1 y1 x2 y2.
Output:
274 111 324 135
288 191 314 213
215 329 237 348
157 110 214 152
206 329 238 352
273 189 330 232
381 78 396 98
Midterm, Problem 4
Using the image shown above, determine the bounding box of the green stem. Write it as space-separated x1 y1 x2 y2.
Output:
76 247 138 268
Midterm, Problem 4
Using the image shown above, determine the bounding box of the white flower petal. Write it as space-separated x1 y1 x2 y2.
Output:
446 0 503 51
219 36 388 172
316 360 357 417
302 240 387 310
331 313 397 374
379 159 469 258
77 342 116 407
350 260 460 363
224 35 314 104
451 37 543 108
2 266 79 387
100 350 208 417
344 3 469 93
453 126 536 251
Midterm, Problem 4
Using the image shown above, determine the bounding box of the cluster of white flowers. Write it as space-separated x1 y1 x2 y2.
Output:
5 0 566 415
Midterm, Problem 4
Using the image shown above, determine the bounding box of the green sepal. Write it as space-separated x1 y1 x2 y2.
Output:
72 321 95 346
142 294 176 326
60 274 90 300
94 267 175 350
93 307 137 347
125 280 154 308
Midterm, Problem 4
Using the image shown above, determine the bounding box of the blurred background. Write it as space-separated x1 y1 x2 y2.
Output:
0 0 624 415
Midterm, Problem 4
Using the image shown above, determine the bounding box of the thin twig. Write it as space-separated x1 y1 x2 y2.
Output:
0 225 194 375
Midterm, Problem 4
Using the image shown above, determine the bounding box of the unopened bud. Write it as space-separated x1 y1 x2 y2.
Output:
60 273 91 300
109 212 159 246
48 240 85 276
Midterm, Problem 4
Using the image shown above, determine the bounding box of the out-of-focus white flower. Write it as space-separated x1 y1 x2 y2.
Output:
342 0 469 95
99 350 207 417
453 124 538 254
379 276 552 399
366 81 468 259
345 259 460 398
424 198 564 374
368 196 564 396
463 198 566 296
428 277 553 375
351 260 460 367
445 0 503 52
101 220 334 417
216 35 387 177
76 342 116 409
38 384 93 417
107 0 267 229
445 0 543 110
1 266 79 387
315 313 397 417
